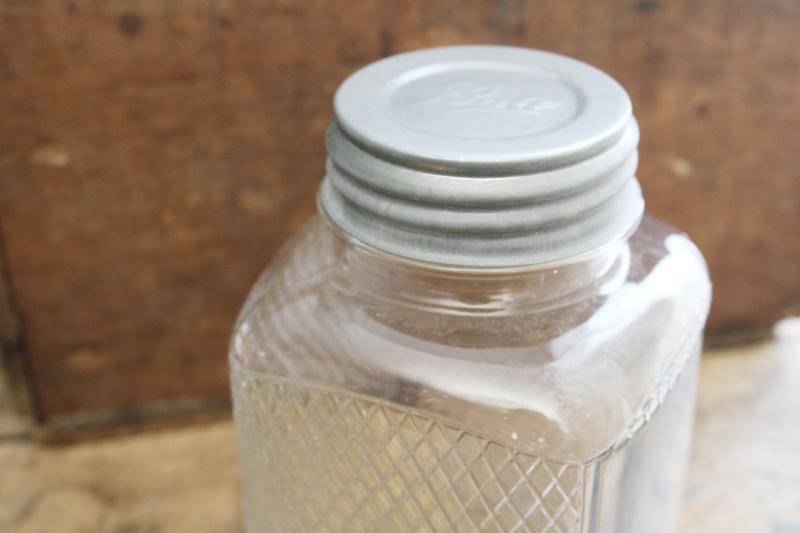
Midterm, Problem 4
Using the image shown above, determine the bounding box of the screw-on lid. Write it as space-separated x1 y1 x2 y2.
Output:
319 45 643 267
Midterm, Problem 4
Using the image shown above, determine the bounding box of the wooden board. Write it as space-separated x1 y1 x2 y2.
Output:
0 0 798 424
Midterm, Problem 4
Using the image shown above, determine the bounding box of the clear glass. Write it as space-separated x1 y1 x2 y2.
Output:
230 214 711 532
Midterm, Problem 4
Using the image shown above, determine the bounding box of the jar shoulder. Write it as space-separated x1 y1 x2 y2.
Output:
234 215 710 367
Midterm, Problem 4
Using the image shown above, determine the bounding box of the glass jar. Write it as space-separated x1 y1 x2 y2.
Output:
230 46 712 532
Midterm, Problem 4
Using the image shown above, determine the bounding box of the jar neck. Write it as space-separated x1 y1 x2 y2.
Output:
326 218 632 316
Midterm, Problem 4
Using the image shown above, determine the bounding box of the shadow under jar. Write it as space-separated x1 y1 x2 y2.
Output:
229 46 712 533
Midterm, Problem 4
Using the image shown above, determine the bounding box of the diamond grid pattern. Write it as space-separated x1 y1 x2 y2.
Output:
234 372 584 532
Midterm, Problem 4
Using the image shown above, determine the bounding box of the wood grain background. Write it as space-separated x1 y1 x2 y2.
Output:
0 0 798 427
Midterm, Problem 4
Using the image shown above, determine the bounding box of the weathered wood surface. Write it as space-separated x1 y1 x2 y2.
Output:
2 323 798 533
0 0 798 422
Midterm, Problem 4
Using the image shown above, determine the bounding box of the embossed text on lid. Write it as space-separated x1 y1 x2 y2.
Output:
334 45 631 173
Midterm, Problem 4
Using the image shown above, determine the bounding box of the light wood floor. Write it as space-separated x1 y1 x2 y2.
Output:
2 320 798 533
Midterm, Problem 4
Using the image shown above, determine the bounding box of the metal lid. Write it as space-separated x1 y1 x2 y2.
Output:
319 45 643 267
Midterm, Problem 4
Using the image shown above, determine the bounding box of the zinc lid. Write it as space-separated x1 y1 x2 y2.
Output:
319 45 643 268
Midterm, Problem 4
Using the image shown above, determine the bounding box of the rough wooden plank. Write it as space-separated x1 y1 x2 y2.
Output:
0 0 797 421
679 319 800 532
33 395 231 445
0 359 31 439
0 421 243 533
0 241 33 426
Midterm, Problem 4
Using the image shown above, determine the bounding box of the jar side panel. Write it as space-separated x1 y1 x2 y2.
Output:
587 346 700 533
